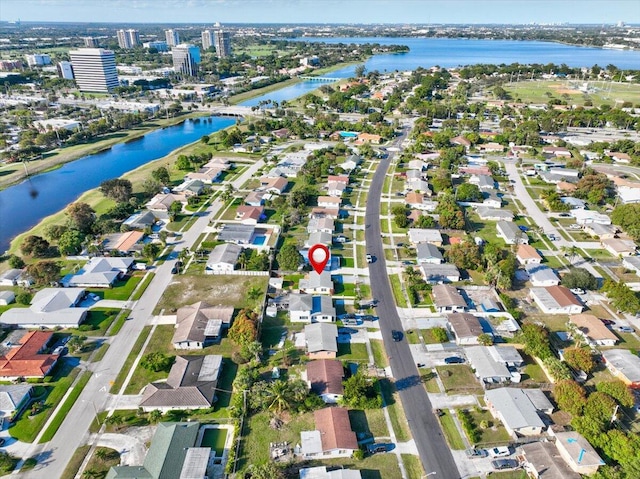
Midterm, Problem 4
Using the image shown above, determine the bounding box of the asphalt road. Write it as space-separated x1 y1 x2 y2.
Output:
365 129 461 479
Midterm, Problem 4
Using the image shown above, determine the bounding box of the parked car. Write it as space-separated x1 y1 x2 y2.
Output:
570 288 585 295
617 326 635 333
444 356 465 364
0 438 5 446
401 260 415 266
392 330 403 342
367 443 390 454
465 448 488 458
366 254 373 263
488 446 512 458
52 346 67 356
491 459 519 470
600 318 615 326
559 213 571 217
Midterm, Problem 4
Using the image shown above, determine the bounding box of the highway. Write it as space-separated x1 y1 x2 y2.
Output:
365 128 461 479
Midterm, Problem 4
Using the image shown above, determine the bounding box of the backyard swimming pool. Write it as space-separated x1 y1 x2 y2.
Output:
200 427 228 457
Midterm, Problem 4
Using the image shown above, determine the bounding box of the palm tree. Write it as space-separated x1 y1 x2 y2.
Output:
105 414 124 432
148 409 163 424
265 380 292 413
94 448 108 462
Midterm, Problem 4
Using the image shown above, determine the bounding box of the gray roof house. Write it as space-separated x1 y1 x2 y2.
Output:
602 349 640 387
464 346 512 385
497 220 528 244
0 291 15 306
477 175 496 190
300 467 362 479
488 345 524 368
622 255 640 276
122 210 158 230
217 224 255 244
0 288 88 328
206 243 243 273
305 231 333 247
0 384 33 421
525 264 560 287
420 263 460 283
432 284 467 313
140 355 223 412
106 422 206 479
304 323 338 359
519 442 581 479
62 257 134 288
290 293 336 323
476 206 513 222
0 269 23 287
447 313 484 345
416 243 444 264
407 228 443 246
172 302 234 349
299 271 334 295
485 387 547 438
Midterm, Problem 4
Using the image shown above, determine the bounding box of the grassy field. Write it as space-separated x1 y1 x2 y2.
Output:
154 274 268 314
380 379 411 442
438 410 466 450
40 372 93 443
67 307 120 336
402 454 425 479
60 445 91 479
435 365 484 395
83 447 121 478
337 342 369 362
503 79 640 107
389 274 408 308
109 326 151 394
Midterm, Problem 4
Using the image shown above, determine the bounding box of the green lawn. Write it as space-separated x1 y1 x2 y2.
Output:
110 326 151 394
67 308 120 336
88 273 144 301
40 372 92 443
124 325 176 394
84 447 121 478
337 343 369 362
435 365 484 395
438 410 466 450
9 362 79 443
380 379 411 442
60 445 91 479
464 408 511 446
131 272 155 301
402 454 424 479
389 274 408 308
370 340 388 368
487 471 528 479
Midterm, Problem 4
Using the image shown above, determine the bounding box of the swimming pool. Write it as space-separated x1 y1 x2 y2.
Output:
252 235 267 246
339 131 358 138
200 427 228 457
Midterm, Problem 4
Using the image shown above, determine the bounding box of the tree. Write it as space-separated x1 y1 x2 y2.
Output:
25 261 61 286
151 167 171 186
15 291 32 305
342 370 383 409
228 309 258 346
141 242 159 261
354 64 367 78
140 352 174 372
99 178 133 203
148 409 163 423
553 380 587 416
603 279 640 315
563 347 595 373
21 235 50 257
57 230 85 256
430 327 449 343
168 201 182 222
277 243 302 271
611 204 640 240
200 134 210 144
445 240 481 270
596 380 634 408
519 323 552 359
455 183 482 202
44 224 68 241
67 335 87 354
105 414 124 432
248 462 284 479
414 214 436 228
241 340 263 362
176 155 192 171
66 202 95 233
478 333 494 346
141 178 162 196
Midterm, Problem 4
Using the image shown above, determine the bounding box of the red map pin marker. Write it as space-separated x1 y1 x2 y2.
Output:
308 244 330 274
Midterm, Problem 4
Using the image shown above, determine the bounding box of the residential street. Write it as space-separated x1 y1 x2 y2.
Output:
365 128 461 479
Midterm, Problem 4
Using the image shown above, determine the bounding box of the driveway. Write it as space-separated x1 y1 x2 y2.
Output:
95 428 154 466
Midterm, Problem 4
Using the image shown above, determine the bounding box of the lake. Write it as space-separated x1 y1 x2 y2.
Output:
0 116 235 252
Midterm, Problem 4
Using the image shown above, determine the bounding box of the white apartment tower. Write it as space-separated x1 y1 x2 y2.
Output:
69 48 119 92
165 29 180 47
25 54 51 67
57 61 74 79
117 29 140 49
214 29 231 58
84 37 100 48
172 44 201 77
201 30 214 50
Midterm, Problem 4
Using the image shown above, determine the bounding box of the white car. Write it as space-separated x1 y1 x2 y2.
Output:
570 288 585 295
488 446 511 458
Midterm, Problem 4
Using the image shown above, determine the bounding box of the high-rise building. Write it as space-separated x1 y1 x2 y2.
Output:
165 29 180 47
201 30 214 51
117 29 140 49
69 48 119 92
57 61 74 79
172 44 200 77
213 30 231 58
84 37 100 48
25 54 51 67
143 41 169 52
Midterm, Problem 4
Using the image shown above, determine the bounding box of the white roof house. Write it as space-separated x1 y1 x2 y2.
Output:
485 388 547 438
464 346 511 385
617 186 640 204
525 264 560 287
622 256 640 276
476 206 513 221
304 323 338 359
408 229 443 246
0 288 88 327
488 345 524 368
300 467 362 479
205 243 243 274
299 271 334 295
420 263 460 284
530 286 583 315
570 209 611 225
602 349 640 387
0 291 15 306
550 430 604 476
62 257 134 288
601 238 637 257
290 294 336 323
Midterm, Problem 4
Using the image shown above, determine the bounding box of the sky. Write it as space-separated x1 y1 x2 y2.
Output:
1 0 639 25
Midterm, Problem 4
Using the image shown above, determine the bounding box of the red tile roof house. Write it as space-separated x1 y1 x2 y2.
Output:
304 359 344 404
301 407 359 458
0 331 58 380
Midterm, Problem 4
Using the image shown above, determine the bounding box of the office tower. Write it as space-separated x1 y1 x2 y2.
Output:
69 48 119 92
165 29 180 47
57 61 74 79
143 41 169 52
25 54 51 67
172 44 201 77
213 29 231 58
84 37 99 48
117 29 140 49
201 30 214 51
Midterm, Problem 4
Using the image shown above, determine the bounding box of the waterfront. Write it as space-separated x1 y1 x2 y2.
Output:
3 37 640 251
0 116 235 252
